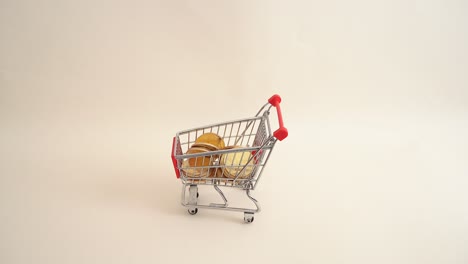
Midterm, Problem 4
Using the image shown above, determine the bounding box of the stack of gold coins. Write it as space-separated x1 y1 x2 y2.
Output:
219 146 254 179
182 133 225 178
192 132 225 151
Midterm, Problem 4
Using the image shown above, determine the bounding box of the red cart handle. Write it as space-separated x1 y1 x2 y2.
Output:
268 94 288 141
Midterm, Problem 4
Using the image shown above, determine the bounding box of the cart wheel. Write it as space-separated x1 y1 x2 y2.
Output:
188 208 198 215
244 212 254 223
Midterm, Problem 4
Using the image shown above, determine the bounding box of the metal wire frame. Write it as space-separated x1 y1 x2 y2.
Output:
173 104 278 213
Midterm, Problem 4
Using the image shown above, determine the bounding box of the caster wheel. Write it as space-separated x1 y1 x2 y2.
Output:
244 213 254 223
197 192 199 198
188 208 198 215
244 216 254 223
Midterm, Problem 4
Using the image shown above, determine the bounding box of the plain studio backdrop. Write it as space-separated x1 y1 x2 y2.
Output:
1 0 467 263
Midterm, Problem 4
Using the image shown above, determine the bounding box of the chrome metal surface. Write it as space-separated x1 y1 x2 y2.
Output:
173 103 279 221
187 185 198 214
209 184 228 207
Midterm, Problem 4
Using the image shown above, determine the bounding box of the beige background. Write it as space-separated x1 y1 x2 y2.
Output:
1 0 468 263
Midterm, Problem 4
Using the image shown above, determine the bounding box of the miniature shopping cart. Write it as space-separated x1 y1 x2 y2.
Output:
171 94 288 223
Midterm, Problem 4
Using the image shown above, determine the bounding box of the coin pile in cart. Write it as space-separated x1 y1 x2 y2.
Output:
182 133 255 181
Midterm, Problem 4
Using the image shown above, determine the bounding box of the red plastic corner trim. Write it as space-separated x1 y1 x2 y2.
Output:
171 137 180 179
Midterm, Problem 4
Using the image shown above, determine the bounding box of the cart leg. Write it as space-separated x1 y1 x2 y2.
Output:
244 212 254 223
209 184 228 208
187 185 198 215
245 187 261 212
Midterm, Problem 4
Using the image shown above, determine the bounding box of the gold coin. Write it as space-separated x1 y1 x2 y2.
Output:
222 146 236 150
191 142 219 151
181 159 206 178
195 133 225 150
211 168 225 178
186 147 213 168
183 147 213 177
220 146 254 179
